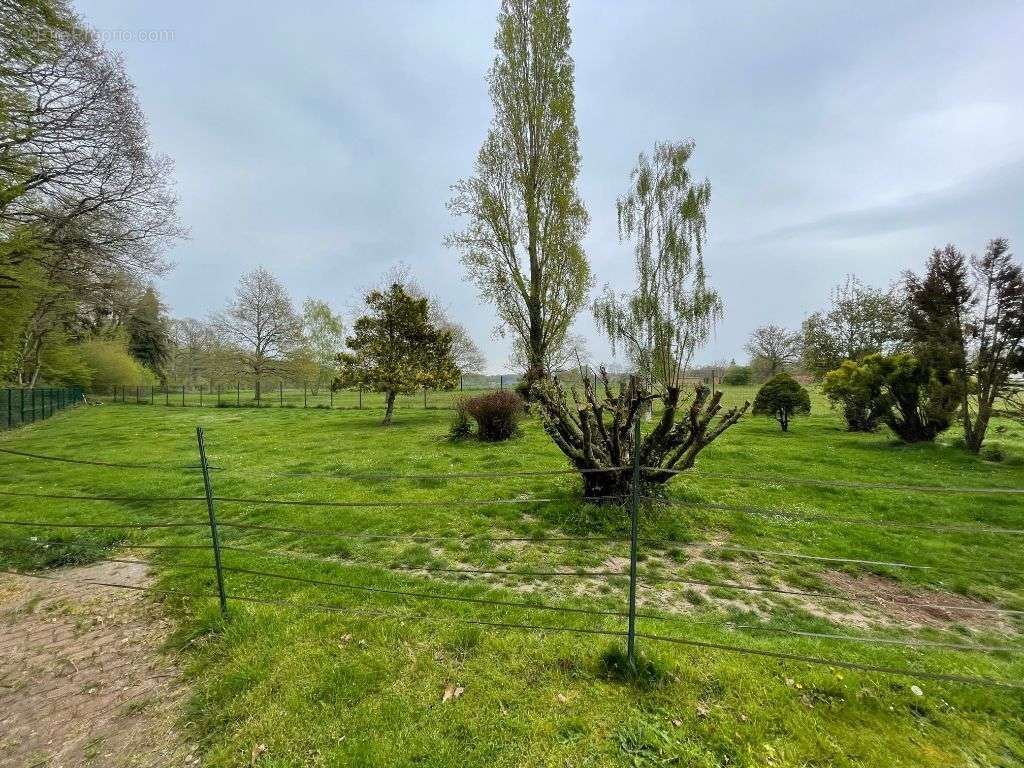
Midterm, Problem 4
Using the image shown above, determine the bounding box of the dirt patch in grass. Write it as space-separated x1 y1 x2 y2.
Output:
821 571 1016 633
0 560 197 768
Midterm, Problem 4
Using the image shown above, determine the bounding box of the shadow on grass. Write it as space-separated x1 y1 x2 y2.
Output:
597 643 672 690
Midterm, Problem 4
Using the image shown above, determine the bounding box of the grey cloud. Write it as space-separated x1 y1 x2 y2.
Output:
74 0 1024 371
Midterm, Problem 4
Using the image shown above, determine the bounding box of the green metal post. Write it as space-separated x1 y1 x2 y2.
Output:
626 416 641 669
20 388 24 425
358 387 362 409
330 387 333 408
236 380 240 406
303 380 307 408
182 384 186 407
200 384 203 407
31 388 35 422
279 381 283 407
196 426 228 616
423 387 427 408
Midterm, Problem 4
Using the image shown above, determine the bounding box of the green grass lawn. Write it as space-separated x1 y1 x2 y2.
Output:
2 386 1023 767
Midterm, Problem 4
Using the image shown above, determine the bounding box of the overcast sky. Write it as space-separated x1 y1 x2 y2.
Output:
74 0 1024 373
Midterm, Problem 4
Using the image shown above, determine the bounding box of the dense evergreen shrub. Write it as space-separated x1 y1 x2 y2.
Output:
752 373 811 432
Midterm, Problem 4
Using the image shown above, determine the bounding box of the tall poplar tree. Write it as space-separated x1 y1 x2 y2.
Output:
447 0 590 385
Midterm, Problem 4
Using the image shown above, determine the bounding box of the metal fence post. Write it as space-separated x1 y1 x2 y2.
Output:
200 384 203 407
626 416 641 669
236 380 240 406
20 388 24 425
30 388 35 422
279 381 283 407
330 387 333 408
303 380 307 408
423 387 427 409
196 426 228 616
182 384 186 407
500 375 504 391
358 387 362 409
217 384 222 406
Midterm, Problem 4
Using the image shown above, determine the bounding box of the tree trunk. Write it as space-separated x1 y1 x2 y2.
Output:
383 390 397 425
582 468 632 501
965 400 993 454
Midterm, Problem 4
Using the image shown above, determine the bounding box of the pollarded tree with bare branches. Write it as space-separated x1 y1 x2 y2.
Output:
535 141 748 500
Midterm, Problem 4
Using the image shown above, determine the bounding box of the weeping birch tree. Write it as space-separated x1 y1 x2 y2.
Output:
534 141 748 499
447 0 590 386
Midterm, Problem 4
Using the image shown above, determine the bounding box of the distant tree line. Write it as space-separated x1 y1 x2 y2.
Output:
733 240 1023 453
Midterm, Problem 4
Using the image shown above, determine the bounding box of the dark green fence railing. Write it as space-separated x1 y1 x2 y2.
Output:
2 387 84 430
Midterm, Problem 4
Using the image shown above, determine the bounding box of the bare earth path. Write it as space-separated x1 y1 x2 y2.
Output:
0 561 199 768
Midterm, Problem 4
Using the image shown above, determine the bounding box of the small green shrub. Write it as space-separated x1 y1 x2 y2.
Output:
751 373 810 432
822 359 885 432
449 397 473 440
464 390 524 441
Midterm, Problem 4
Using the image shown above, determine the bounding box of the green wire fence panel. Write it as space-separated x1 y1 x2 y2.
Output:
1 387 84 430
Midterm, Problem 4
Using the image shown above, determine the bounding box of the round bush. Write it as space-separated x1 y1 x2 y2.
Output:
464 390 525 441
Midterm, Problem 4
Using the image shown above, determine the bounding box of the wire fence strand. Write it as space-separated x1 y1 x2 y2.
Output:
671 544 1024 578
731 624 1024 654
643 497 1024 536
638 573 1024 616
0 446 206 472
0 518 210 531
219 564 630 619
637 631 1024 689
216 519 624 544
643 466 1024 495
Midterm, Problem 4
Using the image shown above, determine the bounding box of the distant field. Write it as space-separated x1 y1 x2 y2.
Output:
2 385 1023 767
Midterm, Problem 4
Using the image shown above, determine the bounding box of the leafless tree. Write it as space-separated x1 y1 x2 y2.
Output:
214 268 302 403
745 325 802 380
1 10 183 279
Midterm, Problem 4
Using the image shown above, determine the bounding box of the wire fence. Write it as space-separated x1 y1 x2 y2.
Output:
84 369 725 412
87 376 525 412
1 387 84 430
1 432 1023 692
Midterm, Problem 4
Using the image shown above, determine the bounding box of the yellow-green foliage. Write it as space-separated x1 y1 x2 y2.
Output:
79 337 157 388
